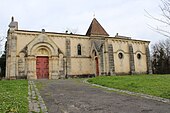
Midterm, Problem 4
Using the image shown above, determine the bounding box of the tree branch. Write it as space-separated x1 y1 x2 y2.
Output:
145 0 170 39
147 24 170 38
145 9 170 26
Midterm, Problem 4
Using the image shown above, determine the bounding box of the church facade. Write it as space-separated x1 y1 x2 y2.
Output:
6 17 152 79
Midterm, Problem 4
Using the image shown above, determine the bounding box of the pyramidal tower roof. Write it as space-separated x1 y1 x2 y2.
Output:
86 18 109 36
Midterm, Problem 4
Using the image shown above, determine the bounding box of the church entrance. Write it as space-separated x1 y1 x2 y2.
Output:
36 56 49 79
95 57 99 76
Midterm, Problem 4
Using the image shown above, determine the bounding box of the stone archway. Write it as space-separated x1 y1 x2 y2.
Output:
27 43 56 79
26 33 62 79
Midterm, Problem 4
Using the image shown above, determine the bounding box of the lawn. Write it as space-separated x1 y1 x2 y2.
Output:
0 80 28 113
88 74 170 99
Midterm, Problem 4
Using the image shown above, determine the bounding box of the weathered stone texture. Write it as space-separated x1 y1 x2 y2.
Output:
108 44 115 75
145 46 153 74
129 44 135 74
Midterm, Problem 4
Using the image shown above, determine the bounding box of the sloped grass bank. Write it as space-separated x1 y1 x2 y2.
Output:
0 80 28 113
88 75 170 99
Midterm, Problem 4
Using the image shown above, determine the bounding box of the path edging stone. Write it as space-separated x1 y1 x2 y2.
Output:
84 79 170 104
28 80 48 113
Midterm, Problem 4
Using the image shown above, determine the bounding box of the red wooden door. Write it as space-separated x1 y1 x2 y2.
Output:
36 56 49 79
95 57 99 76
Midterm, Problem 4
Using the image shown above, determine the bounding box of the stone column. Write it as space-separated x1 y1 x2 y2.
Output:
5 56 10 79
6 17 18 79
65 38 71 77
6 33 11 78
18 53 26 78
49 57 52 79
59 54 64 78
8 33 17 79
104 41 109 75
27 56 35 79
108 44 115 75
51 56 59 79
129 44 135 74
145 45 153 74
100 46 104 75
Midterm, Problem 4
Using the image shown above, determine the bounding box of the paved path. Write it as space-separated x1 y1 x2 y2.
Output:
35 79 170 113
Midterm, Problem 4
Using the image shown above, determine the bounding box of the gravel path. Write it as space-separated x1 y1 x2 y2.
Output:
35 79 170 113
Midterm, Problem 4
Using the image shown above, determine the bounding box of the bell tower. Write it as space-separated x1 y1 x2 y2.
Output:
6 17 18 79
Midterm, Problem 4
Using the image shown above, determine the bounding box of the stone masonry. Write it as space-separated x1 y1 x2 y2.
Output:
108 44 115 75
6 17 152 79
129 44 135 74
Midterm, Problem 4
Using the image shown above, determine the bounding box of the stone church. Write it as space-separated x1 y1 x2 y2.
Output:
5 17 152 79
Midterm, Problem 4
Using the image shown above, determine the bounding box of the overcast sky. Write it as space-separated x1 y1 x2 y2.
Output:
0 0 168 52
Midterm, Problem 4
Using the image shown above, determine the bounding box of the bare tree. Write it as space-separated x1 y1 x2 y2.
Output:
0 36 6 78
146 0 170 38
146 0 170 74
0 36 5 45
152 38 170 74
0 36 5 56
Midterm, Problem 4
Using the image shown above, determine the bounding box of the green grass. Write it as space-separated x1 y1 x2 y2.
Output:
0 80 28 113
88 74 170 99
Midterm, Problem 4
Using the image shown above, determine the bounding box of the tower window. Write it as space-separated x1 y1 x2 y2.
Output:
77 44 81 55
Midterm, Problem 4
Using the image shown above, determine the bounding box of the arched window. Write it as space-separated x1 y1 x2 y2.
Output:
77 44 81 55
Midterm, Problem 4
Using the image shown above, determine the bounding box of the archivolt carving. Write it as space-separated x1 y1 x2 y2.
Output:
30 43 56 56
26 34 61 56
36 48 49 56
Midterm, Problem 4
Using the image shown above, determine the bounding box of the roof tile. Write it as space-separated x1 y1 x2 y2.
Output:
86 18 109 36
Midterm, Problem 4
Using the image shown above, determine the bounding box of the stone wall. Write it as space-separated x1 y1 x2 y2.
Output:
6 30 151 79
108 44 115 75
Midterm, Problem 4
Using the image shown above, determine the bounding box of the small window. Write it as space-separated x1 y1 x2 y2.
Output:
77 44 81 55
94 51 97 56
118 52 123 59
137 53 141 59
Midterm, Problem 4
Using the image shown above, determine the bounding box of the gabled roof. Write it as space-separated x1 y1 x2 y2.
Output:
86 18 109 36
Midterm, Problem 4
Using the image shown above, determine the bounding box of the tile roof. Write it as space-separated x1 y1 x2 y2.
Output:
86 18 109 36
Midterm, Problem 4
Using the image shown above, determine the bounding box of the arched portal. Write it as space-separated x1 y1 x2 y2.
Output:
26 34 61 79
